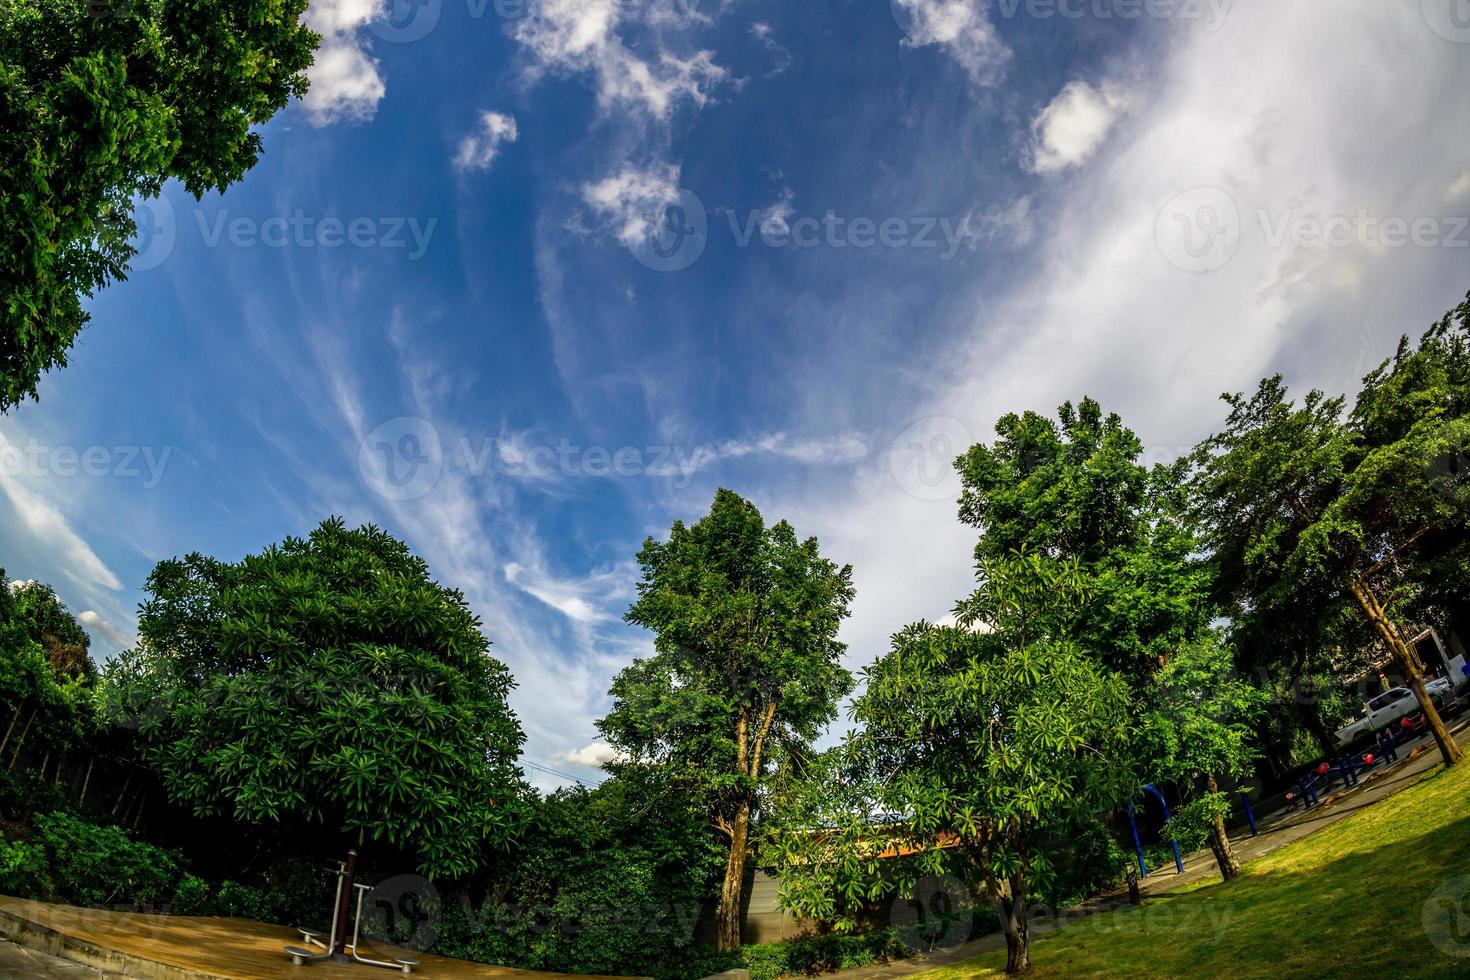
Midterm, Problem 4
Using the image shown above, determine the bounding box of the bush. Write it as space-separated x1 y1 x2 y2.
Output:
732 929 912 980
0 837 50 898
171 875 210 915
31 811 186 908
432 769 724 980
1035 816 1130 909
205 859 330 926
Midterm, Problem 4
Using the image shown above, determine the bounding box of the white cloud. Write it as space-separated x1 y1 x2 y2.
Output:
78 610 132 650
960 195 1036 247
0 433 122 593
454 111 520 173
750 21 793 77
674 432 869 476
761 1 1470 724
504 560 627 625
513 0 725 120
301 0 387 125
893 0 1011 87
580 162 683 246
559 741 628 768
758 187 796 239
1029 80 1132 174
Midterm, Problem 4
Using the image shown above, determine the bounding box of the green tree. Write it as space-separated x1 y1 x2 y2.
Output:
0 575 97 776
1191 369 1464 766
600 489 855 952
1360 294 1470 655
770 553 1135 975
1146 632 1266 880
0 0 317 408
956 398 1210 687
102 519 526 878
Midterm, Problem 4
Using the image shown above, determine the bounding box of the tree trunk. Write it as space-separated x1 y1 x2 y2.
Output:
78 757 94 806
715 799 751 952
1204 774 1240 881
1348 576 1462 766
7 708 36 771
0 706 23 759
991 872 1030 975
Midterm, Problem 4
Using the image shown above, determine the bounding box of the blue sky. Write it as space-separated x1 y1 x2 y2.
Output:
3 0 1469 789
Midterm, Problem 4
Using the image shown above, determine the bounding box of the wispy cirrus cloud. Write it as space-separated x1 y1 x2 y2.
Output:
513 0 725 121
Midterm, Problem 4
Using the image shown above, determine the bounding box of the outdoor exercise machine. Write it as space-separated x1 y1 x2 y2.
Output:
1125 784 1183 879
283 850 420 974
1286 725 1408 811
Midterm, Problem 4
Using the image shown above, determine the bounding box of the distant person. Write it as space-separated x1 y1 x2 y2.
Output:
1461 661 1470 687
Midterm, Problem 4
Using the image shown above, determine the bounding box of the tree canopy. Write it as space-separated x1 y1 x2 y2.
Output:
601 488 855 951
771 552 1136 975
956 398 1210 687
103 519 526 878
0 0 317 407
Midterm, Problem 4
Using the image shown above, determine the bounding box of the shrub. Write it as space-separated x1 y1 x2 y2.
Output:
32 811 185 908
733 929 912 980
211 880 271 919
171 875 211 915
0 837 50 898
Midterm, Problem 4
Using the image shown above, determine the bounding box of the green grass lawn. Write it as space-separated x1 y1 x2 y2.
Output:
914 761 1470 979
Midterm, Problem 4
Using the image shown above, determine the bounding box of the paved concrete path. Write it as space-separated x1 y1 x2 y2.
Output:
0 937 109 977
832 715 1470 979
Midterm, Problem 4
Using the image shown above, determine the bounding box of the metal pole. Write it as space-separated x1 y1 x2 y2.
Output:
1126 802 1147 879
1240 793 1257 836
333 850 358 957
1146 785 1184 875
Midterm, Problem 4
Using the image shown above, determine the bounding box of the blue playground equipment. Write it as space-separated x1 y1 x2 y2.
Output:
1126 784 1183 879
1287 726 1405 811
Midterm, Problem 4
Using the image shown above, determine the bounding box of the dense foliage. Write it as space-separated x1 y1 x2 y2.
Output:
956 397 1210 687
0 576 98 771
602 488 856 951
434 767 725 979
0 0 316 407
1144 632 1267 879
103 519 527 878
770 553 1136 975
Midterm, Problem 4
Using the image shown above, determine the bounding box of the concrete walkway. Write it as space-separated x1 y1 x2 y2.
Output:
832 715 1470 978
0 937 110 977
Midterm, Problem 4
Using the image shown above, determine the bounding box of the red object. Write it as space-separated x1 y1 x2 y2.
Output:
1364 754 1375 765
1316 762 1330 775
1401 717 1413 730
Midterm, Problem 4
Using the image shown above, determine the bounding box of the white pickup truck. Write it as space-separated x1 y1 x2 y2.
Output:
1334 677 1454 748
